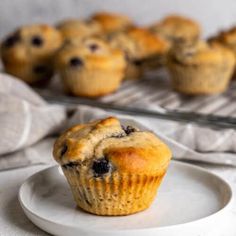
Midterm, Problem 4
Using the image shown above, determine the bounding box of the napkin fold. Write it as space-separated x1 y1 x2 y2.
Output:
1 73 236 171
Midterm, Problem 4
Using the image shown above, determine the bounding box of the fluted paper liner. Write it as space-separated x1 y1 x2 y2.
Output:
168 62 233 95
62 166 168 216
59 68 124 97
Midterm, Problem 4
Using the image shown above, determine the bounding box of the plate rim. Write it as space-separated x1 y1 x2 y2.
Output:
18 160 233 233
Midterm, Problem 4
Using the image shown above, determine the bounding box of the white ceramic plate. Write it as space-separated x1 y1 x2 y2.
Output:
19 161 233 236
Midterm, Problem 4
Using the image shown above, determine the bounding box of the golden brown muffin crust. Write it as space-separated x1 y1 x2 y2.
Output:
209 27 236 53
1 24 63 64
53 117 172 175
91 12 133 34
169 40 235 66
150 14 200 44
55 38 126 70
108 27 169 60
57 19 102 40
54 38 126 97
0 24 63 84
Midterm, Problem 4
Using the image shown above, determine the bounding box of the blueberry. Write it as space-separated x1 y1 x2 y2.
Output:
89 43 99 52
122 125 136 135
31 35 43 47
60 144 68 157
133 60 142 66
112 133 125 138
92 158 110 176
33 65 47 74
3 33 20 47
69 57 83 67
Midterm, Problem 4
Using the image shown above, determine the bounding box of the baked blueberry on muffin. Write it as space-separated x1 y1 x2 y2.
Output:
1 24 63 85
91 12 133 35
150 15 200 47
57 19 102 41
167 41 235 95
54 38 126 97
53 117 172 216
108 27 169 79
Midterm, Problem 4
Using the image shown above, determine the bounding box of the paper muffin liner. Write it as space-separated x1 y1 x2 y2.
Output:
168 61 234 95
62 165 169 216
59 68 124 97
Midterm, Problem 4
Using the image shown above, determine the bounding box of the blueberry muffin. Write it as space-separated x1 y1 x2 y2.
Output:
91 12 133 35
53 117 172 216
108 27 169 79
208 27 236 51
1 24 63 85
208 27 236 77
55 38 126 97
150 15 200 47
167 41 235 95
57 19 102 41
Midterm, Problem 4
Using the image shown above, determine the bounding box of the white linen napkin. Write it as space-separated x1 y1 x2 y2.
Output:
1 73 236 170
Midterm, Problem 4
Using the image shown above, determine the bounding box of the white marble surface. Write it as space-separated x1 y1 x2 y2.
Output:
0 161 236 235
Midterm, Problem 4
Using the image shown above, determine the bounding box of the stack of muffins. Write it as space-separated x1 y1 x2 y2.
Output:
1 12 236 96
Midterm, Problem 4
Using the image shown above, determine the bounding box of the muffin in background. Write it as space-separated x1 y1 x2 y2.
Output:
53 116 172 216
55 38 126 97
108 27 169 79
208 27 236 77
150 15 201 47
1 24 63 85
57 19 102 41
167 41 235 95
208 27 236 52
91 12 134 35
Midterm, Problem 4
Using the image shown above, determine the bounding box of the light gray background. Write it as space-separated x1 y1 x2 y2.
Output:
0 0 236 39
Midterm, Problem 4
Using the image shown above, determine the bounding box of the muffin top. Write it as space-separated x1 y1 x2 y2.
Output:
55 38 126 71
91 12 133 34
1 24 63 64
53 117 172 175
168 40 235 66
150 15 200 44
57 19 102 40
108 27 169 60
208 27 236 52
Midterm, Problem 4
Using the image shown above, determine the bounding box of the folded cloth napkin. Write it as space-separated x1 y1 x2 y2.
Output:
1 73 236 171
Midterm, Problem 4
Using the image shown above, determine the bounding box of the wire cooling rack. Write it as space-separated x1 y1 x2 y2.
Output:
36 69 236 129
